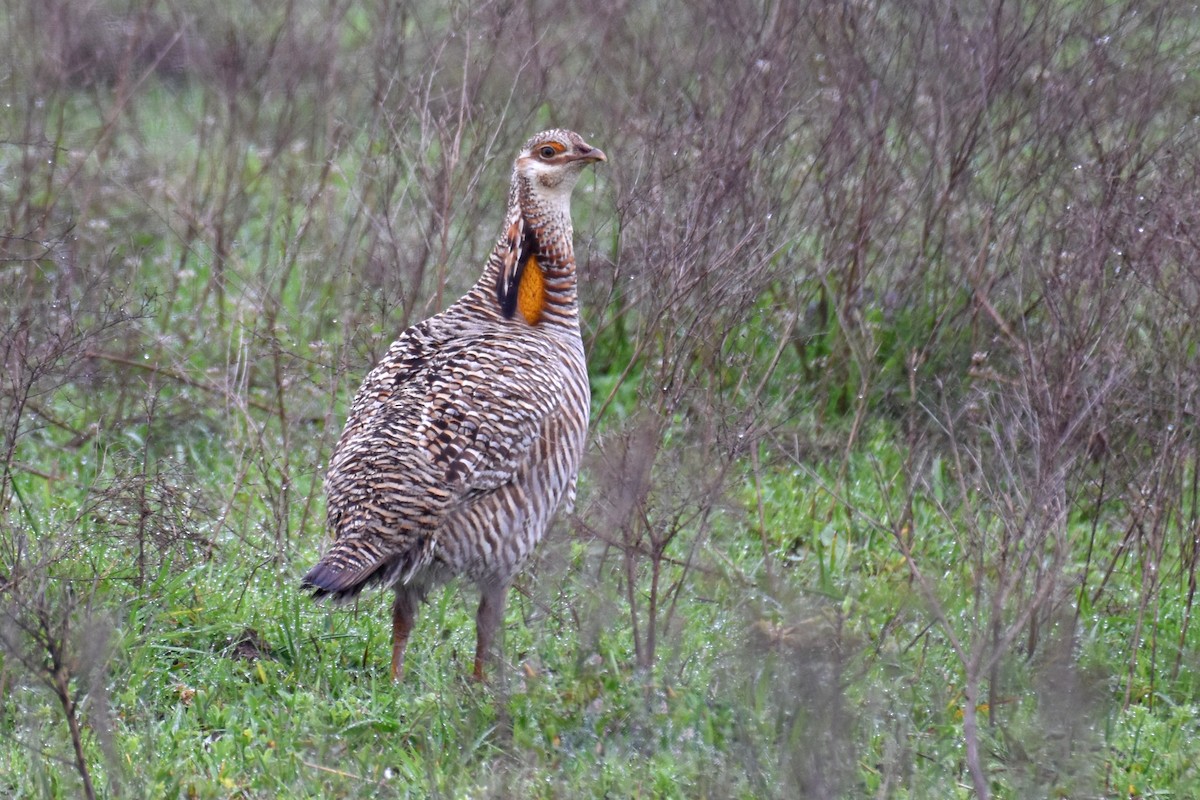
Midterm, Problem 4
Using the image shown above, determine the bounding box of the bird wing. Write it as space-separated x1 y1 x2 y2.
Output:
305 322 564 596
415 333 564 496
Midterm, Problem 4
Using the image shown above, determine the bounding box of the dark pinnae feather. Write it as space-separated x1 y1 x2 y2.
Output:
497 226 539 319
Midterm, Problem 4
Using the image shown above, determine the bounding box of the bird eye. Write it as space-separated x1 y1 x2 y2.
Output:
539 145 557 158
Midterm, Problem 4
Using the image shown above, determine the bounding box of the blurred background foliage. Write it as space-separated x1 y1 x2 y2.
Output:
1 0 1198 797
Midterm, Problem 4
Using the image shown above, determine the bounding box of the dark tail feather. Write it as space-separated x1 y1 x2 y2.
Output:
301 559 386 601
301 534 433 601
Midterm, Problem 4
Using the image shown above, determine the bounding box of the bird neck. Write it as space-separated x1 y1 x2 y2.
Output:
474 181 580 329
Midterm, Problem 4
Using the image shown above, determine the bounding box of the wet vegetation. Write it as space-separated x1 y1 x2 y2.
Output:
2 0 1199 797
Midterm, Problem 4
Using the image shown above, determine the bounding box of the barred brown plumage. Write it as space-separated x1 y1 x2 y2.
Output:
301 130 606 682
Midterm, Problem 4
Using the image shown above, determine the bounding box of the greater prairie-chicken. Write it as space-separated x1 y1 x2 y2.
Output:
302 129 606 682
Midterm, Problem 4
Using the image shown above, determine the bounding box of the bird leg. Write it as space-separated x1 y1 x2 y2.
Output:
473 583 508 682
391 591 417 683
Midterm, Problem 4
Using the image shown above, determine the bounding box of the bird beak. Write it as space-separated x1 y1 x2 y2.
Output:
572 144 607 164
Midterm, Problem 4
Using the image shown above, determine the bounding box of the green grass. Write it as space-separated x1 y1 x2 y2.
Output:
3 418 1198 797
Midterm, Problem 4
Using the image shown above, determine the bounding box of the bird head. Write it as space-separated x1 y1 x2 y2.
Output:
514 129 606 206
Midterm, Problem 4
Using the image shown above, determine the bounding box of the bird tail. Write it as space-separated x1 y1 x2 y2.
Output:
300 534 434 602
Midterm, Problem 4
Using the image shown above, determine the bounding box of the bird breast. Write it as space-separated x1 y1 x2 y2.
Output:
435 332 588 582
